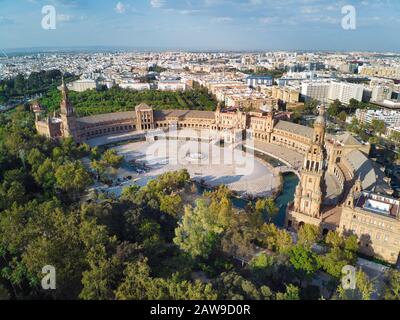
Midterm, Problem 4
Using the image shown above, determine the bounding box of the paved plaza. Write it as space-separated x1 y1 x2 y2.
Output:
248 140 304 169
110 140 280 198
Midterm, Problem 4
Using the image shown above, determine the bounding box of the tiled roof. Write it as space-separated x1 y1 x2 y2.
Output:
78 111 137 124
345 150 376 190
154 109 215 120
274 120 314 139
335 133 362 146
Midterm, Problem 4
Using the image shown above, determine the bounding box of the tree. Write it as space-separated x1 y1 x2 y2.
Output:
276 229 293 254
390 131 400 145
289 245 320 278
101 149 123 168
255 198 278 222
159 194 182 217
90 159 106 181
304 99 319 114
336 270 374 300
297 224 320 249
348 98 360 112
79 246 119 300
275 284 300 300
356 270 374 300
385 270 400 300
370 119 385 136
321 233 358 280
206 185 234 228
220 215 256 261
173 200 220 260
259 223 293 254
327 99 342 118
115 257 217 300
368 136 379 145
27 148 45 171
249 252 276 282
318 240 357 279
215 271 272 300
32 158 56 193
338 111 347 122
325 230 342 248
115 257 158 300
55 161 92 199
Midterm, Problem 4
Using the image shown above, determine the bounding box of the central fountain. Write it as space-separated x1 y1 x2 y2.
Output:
185 151 207 162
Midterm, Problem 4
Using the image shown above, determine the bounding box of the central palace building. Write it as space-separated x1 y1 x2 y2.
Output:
34 81 400 264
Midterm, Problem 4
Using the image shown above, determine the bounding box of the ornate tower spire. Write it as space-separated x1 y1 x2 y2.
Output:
60 75 75 117
292 105 327 219
312 105 326 145
59 75 78 140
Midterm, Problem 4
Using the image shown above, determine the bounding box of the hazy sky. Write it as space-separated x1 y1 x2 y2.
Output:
0 0 399 51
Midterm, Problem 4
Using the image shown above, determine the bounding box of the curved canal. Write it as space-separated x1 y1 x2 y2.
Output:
195 172 299 228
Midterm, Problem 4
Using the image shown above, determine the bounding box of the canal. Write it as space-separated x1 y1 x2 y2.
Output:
195 172 299 228
273 173 299 227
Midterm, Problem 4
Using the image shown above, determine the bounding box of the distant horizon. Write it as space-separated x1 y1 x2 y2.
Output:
1 46 400 55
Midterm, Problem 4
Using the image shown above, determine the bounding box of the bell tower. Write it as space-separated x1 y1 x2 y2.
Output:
60 76 78 140
287 105 327 229
265 105 275 143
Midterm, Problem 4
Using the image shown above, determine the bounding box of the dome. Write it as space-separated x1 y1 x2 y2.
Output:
314 105 326 126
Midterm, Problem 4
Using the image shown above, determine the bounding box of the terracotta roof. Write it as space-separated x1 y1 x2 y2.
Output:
78 111 137 124
154 109 215 120
274 120 314 139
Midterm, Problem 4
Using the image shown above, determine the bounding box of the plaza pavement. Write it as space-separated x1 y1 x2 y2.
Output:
111 140 280 198
246 140 304 169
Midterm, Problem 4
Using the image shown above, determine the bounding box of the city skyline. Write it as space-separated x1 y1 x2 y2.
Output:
1 0 400 52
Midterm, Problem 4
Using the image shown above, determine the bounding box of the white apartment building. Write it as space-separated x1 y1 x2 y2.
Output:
119 82 151 91
356 108 400 127
328 82 364 104
371 86 393 102
301 81 330 102
67 79 98 92
157 80 187 91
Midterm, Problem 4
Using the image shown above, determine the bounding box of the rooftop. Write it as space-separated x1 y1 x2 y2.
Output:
78 111 137 124
356 191 400 218
274 120 314 139
154 109 215 120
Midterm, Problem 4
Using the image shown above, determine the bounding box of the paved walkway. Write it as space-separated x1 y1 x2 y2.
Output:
87 131 145 147
246 141 304 169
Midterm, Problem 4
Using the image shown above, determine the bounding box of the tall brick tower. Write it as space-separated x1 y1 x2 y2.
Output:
60 76 78 140
286 105 327 230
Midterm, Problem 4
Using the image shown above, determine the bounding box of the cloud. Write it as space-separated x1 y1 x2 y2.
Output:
212 16 233 23
301 7 320 14
57 14 73 22
0 16 14 25
115 2 126 14
249 0 262 5
56 13 85 23
150 0 166 8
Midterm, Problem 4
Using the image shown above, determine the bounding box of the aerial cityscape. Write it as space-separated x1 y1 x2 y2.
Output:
1 0 400 305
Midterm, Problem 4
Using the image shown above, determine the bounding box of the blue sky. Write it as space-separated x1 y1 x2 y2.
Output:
0 0 399 51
